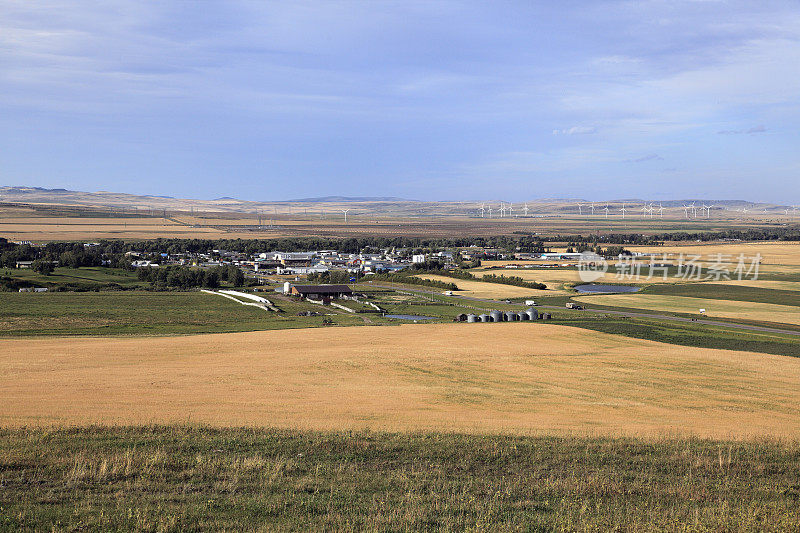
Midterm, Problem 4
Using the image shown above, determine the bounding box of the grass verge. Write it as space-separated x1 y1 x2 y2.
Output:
1 426 799 531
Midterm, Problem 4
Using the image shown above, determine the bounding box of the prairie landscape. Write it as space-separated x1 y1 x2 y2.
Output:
3 323 800 438
4 1 800 527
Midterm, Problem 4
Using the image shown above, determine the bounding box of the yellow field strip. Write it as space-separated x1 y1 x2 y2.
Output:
574 294 800 325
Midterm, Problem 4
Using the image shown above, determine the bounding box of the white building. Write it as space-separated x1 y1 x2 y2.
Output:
412 254 426 264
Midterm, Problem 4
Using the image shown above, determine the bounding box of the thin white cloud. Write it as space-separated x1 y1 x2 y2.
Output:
552 126 597 135
629 154 664 163
717 125 767 134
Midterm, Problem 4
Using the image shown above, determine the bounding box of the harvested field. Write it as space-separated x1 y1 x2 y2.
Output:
471 267 694 288
627 242 800 275
628 242 800 264
2 323 800 438
719 279 800 291
575 293 800 325
414 274 563 298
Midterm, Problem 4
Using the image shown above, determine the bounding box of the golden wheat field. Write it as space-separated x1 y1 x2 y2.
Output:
574 294 800 325
472 267 692 288
414 274 566 297
628 242 800 274
2 323 800 438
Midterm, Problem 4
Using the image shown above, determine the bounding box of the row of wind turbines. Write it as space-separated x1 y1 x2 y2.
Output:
478 202 800 219
477 202 532 218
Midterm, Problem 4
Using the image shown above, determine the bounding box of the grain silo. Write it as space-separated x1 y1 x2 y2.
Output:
525 308 538 320
466 314 478 323
479 314 491 322
518 312 529 321
504 311 517 321
490 310 503 322
542 313 551 320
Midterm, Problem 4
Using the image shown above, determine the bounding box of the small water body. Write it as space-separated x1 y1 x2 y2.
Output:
384 314 437 320
574 284 642 294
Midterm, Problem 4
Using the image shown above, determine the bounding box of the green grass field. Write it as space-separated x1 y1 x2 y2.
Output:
1 426 798 531
557 315 800 357
0 291 373 336
0 266 146 291
642 282 800 306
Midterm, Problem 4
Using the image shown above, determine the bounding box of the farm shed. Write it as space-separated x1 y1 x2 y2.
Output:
289 284 353 301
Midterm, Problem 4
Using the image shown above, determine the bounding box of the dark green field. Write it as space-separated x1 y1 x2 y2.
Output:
558 315 800 357
642 282 800 306
1 427 798 531
0 291 374 336
0 266 146 291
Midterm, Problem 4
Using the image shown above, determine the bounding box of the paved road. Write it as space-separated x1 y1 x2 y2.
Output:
363 283 800 337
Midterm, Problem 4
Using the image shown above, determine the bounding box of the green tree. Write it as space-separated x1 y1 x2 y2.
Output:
228 266 245 287
31 260 54 275
203 270 220 288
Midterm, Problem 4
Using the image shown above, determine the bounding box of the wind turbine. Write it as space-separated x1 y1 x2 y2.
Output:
488 206 493 218
658 203 664 218
620 204 627 219
604 204 610 219
704 204 714 218
578 203 583 215
508 203 514 217
499 203 506 218
640 204 648 218
479 203 485 218
682 204 690 219
342 209 350 223
523 203 529 217
590 203 595 215
689 202 697 218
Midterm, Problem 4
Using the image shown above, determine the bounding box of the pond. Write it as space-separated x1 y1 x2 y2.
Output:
574 284 642 294
384 314 437 320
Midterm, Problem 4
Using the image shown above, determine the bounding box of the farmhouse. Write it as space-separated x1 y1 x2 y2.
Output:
288 284 353 301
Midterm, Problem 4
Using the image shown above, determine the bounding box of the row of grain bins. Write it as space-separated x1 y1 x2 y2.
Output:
458 308 551 323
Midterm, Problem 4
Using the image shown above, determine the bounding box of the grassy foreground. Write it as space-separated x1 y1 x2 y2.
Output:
1 427 799 531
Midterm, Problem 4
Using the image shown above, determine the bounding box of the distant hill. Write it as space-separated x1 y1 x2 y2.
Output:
286 196 416 203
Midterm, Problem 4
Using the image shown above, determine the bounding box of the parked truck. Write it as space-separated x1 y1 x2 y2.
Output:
565 302 583 310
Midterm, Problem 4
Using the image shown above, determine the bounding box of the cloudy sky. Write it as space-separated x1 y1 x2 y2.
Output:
1 1 799 202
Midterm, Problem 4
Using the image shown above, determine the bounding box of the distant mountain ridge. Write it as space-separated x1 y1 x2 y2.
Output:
286 195 416 203
0 186 789 211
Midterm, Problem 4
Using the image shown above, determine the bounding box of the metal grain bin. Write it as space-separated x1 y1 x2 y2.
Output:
518 312 529 321
504 311 517 321
479 314 491 322
542 313 551 320
490 310 503 322
466 314 478 323
525 308 539 320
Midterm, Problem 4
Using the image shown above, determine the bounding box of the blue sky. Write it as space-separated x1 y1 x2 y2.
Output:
1 1 799 202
